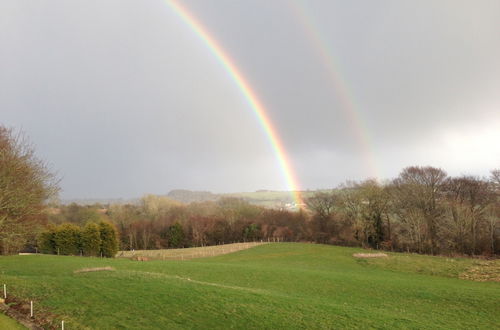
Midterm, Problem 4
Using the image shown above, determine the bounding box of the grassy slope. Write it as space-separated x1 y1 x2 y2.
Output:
223 191 318 207
0 313 26 329
0 243 498 329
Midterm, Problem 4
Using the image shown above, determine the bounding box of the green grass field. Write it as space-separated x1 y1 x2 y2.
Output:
0 312 25 329
0 243 498 329
224 190 319 207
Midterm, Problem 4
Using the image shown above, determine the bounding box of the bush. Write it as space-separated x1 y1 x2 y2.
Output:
38 226 56 254
38 221 120 257
81 222 101 256
54 223 81 255
99 221 119 257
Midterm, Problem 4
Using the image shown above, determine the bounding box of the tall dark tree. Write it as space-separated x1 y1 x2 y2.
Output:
358 180 390 249
99 221 119 257
165 222 185 248
38 225 56 254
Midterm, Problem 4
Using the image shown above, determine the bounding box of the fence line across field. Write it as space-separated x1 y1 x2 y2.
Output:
118 240 279 261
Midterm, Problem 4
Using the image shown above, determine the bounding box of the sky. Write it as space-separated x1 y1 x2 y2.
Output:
1 0 499 199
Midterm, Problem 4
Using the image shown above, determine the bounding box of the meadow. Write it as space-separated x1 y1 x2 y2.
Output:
0 243 498 329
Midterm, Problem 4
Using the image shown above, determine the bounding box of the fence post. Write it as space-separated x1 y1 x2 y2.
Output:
30 301 33 318
3 284 6 299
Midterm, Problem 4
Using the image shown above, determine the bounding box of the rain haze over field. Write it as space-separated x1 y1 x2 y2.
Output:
1 0 499 198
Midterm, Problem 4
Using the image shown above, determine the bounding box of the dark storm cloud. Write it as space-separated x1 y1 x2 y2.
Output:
1 0 499 197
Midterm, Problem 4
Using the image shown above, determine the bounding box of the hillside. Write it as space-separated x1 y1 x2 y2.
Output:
166 189 219 203
167 189 319 208
0 243 498 329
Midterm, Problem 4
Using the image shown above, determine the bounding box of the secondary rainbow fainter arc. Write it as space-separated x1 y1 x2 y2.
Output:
165 0 304 206
289 1 381 180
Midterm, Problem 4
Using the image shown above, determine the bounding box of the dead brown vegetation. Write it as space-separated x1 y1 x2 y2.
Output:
131 256 149 261
73 266 115 273
353 253 388 258
459 260 500 282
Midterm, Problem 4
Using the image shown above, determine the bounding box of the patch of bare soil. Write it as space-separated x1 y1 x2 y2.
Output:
1 296 57 329
131 256 150 261
459 260 500 282
353 253 388 258
74 266 115 273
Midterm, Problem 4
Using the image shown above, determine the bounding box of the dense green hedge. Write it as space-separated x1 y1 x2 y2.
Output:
38 221 119 257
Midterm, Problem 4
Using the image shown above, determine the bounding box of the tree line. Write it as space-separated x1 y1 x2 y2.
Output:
44 166 499 256
306 167 499 256
1 125 498 257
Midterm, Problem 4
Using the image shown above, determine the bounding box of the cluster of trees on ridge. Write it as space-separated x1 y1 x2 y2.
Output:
1 125 499 256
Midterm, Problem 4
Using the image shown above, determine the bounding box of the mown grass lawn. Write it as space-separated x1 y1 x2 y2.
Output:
0 243 498 329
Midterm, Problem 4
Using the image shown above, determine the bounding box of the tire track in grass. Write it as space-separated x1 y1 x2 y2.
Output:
122 270 268 295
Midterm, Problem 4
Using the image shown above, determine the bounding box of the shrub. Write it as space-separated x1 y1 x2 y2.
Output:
81 222 101 256
38 226 56 254
99 221 119 257
54 223 81 255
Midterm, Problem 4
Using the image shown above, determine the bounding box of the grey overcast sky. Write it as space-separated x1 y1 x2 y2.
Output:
1 0 499 199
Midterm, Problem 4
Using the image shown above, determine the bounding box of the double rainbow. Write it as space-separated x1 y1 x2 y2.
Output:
165 0 303 205
290 1 380 179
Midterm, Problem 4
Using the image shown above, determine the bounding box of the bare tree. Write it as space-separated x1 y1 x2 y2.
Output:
0 126 59 254
491 169 500 187
358 180 391 249
392 166 447 254
443 176 491 254
487 169 500 254
305 191 339 243
305 191 337 220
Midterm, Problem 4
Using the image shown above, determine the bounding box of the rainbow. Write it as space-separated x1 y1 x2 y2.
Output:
165 0 304 205
289 1 380 179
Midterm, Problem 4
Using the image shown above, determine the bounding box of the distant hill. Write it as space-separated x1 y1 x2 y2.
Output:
166 189 219 203
61 190 317 209
60 198 139 206
166 189 301 208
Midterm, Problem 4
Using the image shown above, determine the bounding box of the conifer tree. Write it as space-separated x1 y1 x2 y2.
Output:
38 226 56 254
53 223 81 255
99 221 119 257
81 222 101 256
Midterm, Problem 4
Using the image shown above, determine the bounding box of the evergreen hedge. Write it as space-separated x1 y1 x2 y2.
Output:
38 221 119 257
